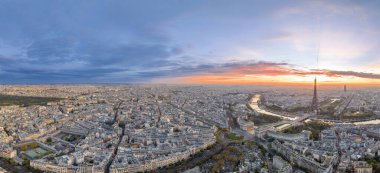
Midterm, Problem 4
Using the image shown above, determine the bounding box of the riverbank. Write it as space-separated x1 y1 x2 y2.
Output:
249 94 297 121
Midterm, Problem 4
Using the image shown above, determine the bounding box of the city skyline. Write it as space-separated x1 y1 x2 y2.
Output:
1 0 380 85
1 2 380 172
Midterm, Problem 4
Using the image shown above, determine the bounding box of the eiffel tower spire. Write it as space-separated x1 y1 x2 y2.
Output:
311 76 319 114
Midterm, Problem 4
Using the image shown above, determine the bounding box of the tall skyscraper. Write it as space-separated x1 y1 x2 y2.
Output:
311 77 319 114
344 85 347 92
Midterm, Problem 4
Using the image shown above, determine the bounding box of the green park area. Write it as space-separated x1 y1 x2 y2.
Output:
0 94 62 107
248 114 282 126
20 142 39 151
341 111 376 120
282 121 331 140
20 142 52 160
225 132 243 141
360 156 380 173
211 146 243 173
319 99 342 115
266 104 308 113
25 148 51 159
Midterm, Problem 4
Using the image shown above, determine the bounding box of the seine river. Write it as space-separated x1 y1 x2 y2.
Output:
250 94 380 125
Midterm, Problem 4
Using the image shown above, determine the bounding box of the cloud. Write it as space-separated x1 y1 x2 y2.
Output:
0 34 186 83
316 70 380 79
261 32 293 41
156 61 380 84
0 0 380 84
0 0 195 83
26 38 76 63
82 43 181 66
231 63 380 80
0 54 10 62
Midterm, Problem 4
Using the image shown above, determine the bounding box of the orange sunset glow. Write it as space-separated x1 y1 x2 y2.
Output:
155 62 380 86
173 74 380 86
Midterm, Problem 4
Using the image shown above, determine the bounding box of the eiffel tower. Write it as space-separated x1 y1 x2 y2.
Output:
311 76 319 114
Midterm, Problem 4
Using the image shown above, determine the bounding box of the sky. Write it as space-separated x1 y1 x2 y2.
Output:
0 0 380 85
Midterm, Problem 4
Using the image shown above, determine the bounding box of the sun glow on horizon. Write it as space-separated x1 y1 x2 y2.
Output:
154 73 380 86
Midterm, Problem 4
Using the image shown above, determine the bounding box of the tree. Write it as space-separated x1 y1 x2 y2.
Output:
46 137 53 143
20 145 28 151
